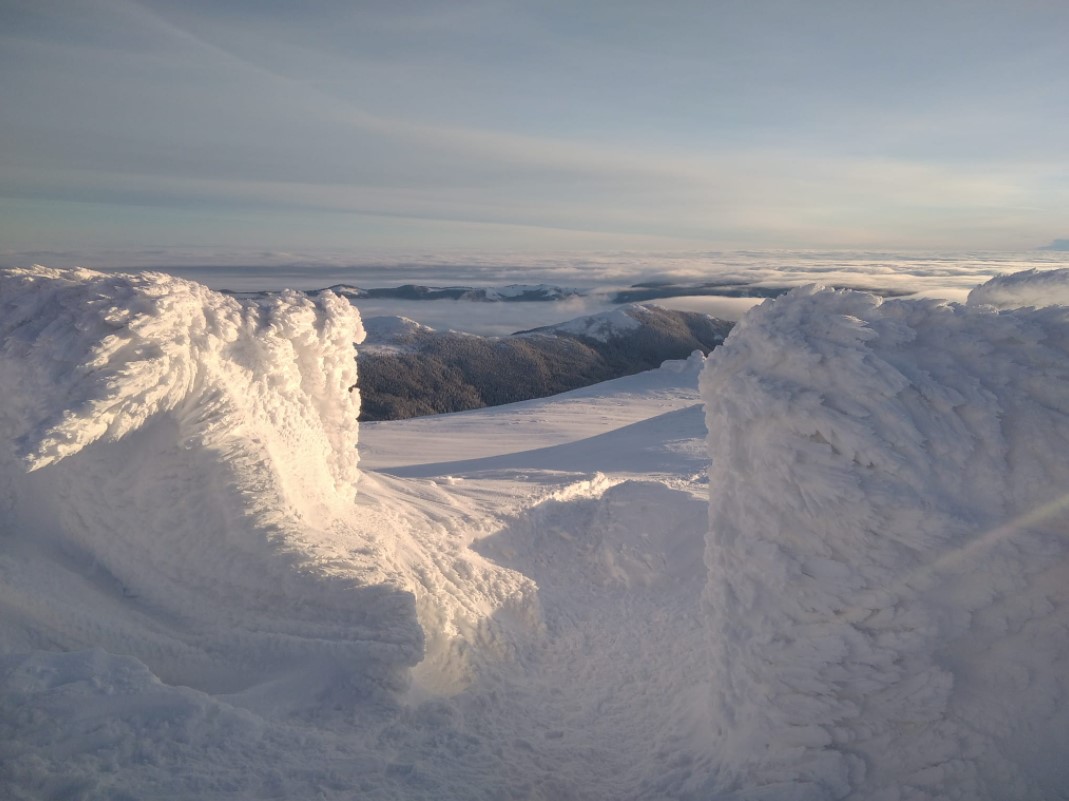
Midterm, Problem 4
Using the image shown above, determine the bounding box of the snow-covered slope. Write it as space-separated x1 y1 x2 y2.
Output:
529 304 643 341
702 277 1069 799
357 304 730 420
362 349 707 469
360 314 436 354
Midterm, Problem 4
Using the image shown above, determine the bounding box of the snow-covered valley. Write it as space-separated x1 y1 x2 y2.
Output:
2 265 1069 799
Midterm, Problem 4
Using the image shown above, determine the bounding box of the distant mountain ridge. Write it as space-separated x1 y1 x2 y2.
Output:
229 283 584 303
358 305 733 421
226 279 911 305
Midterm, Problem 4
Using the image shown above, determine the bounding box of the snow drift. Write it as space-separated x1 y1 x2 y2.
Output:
702 273 1069 799
0 266 423 692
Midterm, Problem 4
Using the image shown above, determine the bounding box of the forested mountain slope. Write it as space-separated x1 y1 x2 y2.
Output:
358 304 732 420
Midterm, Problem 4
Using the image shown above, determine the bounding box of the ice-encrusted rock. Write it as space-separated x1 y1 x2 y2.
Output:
701 274 1069 799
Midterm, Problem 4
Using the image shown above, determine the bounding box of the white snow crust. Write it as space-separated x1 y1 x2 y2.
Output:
702 277 1069 799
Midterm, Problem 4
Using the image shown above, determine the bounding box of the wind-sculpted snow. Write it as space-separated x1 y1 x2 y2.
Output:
967 266 1069 310
2 266 364 479
10 262 1069 799
701 275 1069 799
0 266 427 692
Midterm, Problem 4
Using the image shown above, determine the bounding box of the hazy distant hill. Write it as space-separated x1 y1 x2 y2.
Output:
314 283 583 302
610 280 915 303
358 305 733 420
226 279 910 306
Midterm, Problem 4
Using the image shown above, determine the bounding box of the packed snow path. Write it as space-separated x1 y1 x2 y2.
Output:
3 266 1069 799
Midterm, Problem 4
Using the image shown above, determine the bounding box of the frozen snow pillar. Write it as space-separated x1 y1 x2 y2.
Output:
701 275 1069 800
0 267 423 693
0 266 366 488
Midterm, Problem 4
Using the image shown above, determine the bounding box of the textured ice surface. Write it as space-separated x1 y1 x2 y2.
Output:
967 266 1069 310
702 277 1069 799
0 266 425 692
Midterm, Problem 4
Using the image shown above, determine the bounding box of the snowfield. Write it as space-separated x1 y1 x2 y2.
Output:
2 265 1068 799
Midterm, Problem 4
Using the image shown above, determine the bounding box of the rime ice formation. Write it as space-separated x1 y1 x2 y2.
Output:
967 266 1069 310
0 266 429 692
702 276 1069 799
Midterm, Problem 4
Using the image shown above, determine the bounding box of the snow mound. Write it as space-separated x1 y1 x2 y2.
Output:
967 267 1069 309
701 276 1069 798
0 266 424 692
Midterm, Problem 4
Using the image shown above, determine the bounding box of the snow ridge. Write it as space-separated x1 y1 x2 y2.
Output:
0 266 424 692
701 281 1069 799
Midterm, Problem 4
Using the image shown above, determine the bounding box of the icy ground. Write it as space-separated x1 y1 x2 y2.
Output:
3 266 1069 800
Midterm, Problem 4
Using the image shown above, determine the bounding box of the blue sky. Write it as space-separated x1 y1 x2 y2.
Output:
2 0 1068 264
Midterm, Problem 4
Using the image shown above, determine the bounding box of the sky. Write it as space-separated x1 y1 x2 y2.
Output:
2 0 1068 268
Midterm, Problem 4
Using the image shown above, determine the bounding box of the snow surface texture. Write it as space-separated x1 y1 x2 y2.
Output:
6 264 1069 800
0 267 536 708
701 276 1069 799
0 264 707 799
